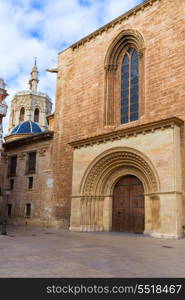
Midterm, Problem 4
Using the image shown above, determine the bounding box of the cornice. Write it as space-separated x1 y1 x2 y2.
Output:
59 0 160 54
69 117 184 149
3 131 54 150
47 113 55 121
14 90 52 103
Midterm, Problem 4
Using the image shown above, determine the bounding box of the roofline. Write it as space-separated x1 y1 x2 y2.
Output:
3 131 54 150
14 90 53 104
9 120 42 135
58 0 158 55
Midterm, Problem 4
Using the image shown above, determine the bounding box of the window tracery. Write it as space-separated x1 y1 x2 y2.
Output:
104 30 144 126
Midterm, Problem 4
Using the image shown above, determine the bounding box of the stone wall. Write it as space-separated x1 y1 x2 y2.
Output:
52 0 185 228
1 138 54 227
70 120 183 238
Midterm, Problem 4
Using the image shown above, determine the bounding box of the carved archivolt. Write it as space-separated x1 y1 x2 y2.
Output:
104 29 145 68
81 147 160 196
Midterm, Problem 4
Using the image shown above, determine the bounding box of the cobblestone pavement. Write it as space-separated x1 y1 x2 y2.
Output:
0 225 185 278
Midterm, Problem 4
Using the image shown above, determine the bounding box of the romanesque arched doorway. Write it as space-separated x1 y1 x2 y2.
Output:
70 147 160 233
112 175 144 233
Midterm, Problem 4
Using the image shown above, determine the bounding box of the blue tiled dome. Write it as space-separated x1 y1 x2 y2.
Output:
11 121 42 134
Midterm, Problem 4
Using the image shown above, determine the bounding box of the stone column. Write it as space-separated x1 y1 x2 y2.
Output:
143 195 153 235
69 196 82 231
103 196 112 231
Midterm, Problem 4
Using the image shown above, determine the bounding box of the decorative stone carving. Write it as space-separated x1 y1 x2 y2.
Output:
38 147 47 156
69 117 183 149
1 152 8 162
104 64 118 72
82 150 159 196
18 152 26 160
77 149 160 232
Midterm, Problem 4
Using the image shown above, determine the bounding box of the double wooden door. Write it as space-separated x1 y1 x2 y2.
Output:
112 175 144 233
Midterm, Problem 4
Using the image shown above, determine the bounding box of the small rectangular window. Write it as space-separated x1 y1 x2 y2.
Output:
26 152 36 173
10 179 14 190
7 156 17 177
8 204 12 217
25 203 31 217
28 177 33 189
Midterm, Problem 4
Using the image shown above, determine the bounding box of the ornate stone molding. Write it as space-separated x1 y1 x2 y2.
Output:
1 152 8 162
104 64 118 72
3 131 54 150
18 152 26 160
69 117 183 149
38 147 48 156
81 148 160 196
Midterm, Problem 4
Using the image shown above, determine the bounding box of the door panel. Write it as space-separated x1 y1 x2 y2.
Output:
112 175 144 233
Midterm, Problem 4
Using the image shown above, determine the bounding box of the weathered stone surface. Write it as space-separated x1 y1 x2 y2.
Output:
1 0 185 238
52 0 185 235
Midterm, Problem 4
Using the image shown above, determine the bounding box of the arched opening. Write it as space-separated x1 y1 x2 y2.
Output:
76 147 160 233
112 175 144 233
121 48 139 124
104 30 145 126
19 107 25 122
34 108 39 122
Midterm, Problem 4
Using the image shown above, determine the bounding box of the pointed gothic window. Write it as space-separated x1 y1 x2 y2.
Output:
19 107 25 122
121 48 139 124
34 108 39 122
104 30 144 126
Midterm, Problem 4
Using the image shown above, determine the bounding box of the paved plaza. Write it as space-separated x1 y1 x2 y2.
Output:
0 225 185 278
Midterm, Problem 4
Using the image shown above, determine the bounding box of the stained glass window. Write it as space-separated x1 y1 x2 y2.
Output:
121 48 139 124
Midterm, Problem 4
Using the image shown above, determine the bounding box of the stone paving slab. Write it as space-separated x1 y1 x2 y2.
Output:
0 225 185 278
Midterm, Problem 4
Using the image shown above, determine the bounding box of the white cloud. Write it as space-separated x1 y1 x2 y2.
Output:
0 0 143 135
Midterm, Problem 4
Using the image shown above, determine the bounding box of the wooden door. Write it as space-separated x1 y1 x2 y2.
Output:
112 175 144 233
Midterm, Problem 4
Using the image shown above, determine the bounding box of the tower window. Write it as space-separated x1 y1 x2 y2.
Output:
34 108 39 123
7 156 17 177
26 151 36 174
28 177 33 189
19 107 25 122
121 48 139 124
25 203 31 217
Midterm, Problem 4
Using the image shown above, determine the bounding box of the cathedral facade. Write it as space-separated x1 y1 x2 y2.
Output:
1 0 185 238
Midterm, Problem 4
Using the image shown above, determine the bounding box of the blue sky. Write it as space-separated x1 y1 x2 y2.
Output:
0 0 143 133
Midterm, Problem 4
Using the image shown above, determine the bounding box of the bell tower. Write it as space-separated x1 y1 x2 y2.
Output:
29 58 39 92
9 60 52 133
